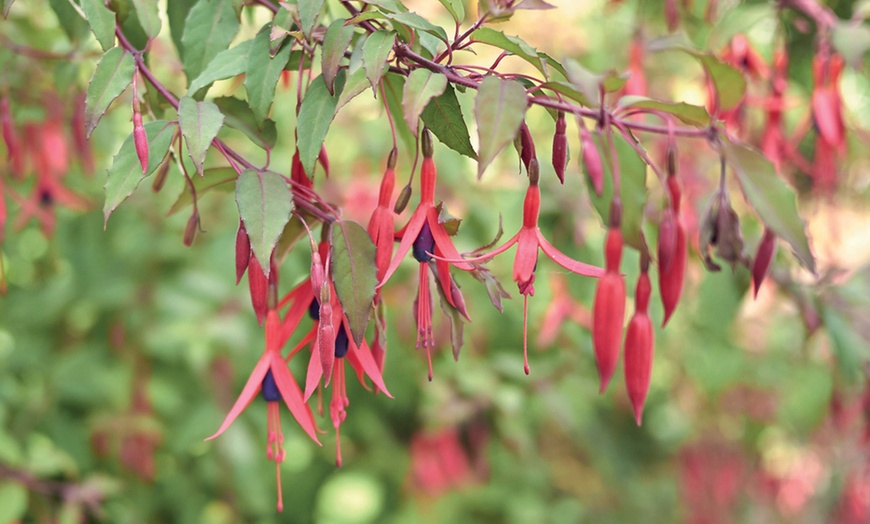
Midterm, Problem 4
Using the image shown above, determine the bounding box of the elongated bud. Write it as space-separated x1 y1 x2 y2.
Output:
151 160 170 192
528 158 540 186
422 127 433 159
624 267 653 425
552 112 567 183
394 184 412 214
752 228 776 298
387 147 398 170
593 215 626 393
248 255 269 325
519 121 536 173
133 111 149 174
581 128 603 196
183 211 199 247
658 208 676 273
660 217 686 326
318 145 330 178
235 220 251 284
667 142 677 178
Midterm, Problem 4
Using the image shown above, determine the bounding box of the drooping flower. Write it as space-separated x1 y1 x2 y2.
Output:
205 308 320 512
367 148 397 291
659 172 687 326
437 160 603 374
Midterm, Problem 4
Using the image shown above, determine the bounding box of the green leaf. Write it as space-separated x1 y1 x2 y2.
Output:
104 120 176 226
617 96 710 127
386 11 448 43
832 22 870 69
213 96 277 151
474 76 527 179
85 47 135 138
245 25 292 123
167 0 194 57
130 0 161 39
540 80 593 106
362 30 395 93
335 66 370 114
697 54 745 112
322 19 355 95
298 75 340 177
330 221 378 346
0 482 27 523
585 132 647 248
438 0 464 22
235 169 293 272
168 167 237 215
564 59 627 109
181 0 240 86
722 141 815 273
402 69 447 134
178 97 225 176
1 0 14 19
421 84 475 159
299 0 325 39
48 0 90 43
383 73 416 151
187 40 251 96
80 0 116 51
471 28 547 76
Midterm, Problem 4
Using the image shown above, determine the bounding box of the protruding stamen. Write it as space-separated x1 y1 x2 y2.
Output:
523 294 530 375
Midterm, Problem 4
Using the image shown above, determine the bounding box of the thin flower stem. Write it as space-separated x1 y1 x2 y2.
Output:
380 82 398 150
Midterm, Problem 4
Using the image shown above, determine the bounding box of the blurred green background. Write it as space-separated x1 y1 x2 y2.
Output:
2 0 870 522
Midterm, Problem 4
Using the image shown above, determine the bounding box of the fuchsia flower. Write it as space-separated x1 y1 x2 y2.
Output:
206 308 320 512
378 129 474 379
438 159 603 374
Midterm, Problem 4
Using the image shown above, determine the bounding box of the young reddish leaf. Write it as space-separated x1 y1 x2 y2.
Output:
403 69 447 134
85 47 136 138
187 40 252 96
421 84 476 159
474 76 528 179
298 75 341 177
181 0 240 85
322 19 355 95
104 121 176 226
330 221 378 346
722 140 815 273
245 24 293 123
235 169 293 276
362 30 395 94
178 96 225 176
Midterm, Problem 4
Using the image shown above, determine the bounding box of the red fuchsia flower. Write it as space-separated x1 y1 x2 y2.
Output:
761 48 789 172
624 34 647 97
247 254 278 326
811 52 846 193
301 316 391 467
1 96 24 179
206 307 320 513
592 200 626 393
367 148 397 290
378 128 475 379
439 160 603 374
623 252 654 425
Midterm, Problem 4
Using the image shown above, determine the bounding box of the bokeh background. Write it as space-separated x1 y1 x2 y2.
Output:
2 0 870 522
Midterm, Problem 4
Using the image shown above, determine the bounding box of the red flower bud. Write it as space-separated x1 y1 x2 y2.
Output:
624 267 653 425
235 220 251 284
552 112 567 184
658 208 677 274
151 160 170 193
133 111 149 174
248 255 269 325
519 121 536 173
593 221 625 393
581 128 603 196
751 228 776 298
659 218 686 326
183 211 198 247
318 144 330 178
